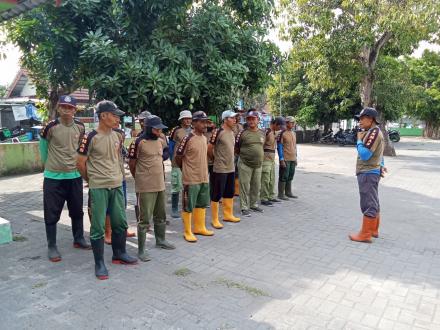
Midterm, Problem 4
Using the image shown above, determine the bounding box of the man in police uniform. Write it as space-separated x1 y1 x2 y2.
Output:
39 95 90 263
128 115 175 262
77 100 137 280
208 110 241 229
235 110 265 216
349 107 386 243
260 117 285 206
277 116 298 200
175 111 213 242
169 110 192 218
232 113 243 196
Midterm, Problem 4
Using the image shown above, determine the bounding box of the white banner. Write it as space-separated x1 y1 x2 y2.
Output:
12 106 28 121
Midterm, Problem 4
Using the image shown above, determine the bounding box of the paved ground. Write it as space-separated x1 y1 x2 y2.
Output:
0 137 439 330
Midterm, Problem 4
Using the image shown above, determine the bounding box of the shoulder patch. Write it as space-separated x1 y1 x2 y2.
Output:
364 127 380 149
40 119 59 139
235 129 244 150
128 136 144 159
170 126 181 140
209 128 223 145
265 128 272 137
77 130 98 155
277 129 286 143
176 133 194 156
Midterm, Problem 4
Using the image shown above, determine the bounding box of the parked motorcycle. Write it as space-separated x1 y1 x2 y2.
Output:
388 129 400 143
337 128 358 146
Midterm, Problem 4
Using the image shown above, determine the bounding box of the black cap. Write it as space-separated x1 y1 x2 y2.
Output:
246 110 259 118
146 115 167 129
96 100 125 116
355 107 380 124
58 95 77 108
192 111 208 121
273 116 286 126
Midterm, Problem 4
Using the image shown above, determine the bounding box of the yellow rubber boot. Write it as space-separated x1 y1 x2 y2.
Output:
193 208 214 236
223 198 240 223
234 178 240 196
211 201 223 229
181 212 197 242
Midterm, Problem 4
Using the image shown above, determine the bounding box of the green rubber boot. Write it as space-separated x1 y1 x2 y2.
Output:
155 222 176 250
278 181 288 201
137 226 151 262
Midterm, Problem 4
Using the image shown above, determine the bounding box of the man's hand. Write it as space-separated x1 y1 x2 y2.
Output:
280 160 287 168
357 131 367 141
380 166 388 178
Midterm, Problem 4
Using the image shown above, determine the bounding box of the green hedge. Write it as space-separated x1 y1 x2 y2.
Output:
396 128 423 136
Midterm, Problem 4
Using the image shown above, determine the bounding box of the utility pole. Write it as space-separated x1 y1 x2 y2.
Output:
279 67 282 116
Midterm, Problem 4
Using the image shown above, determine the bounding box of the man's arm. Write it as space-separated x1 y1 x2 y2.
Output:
207 143 215 161
77 154 88 181
39 138 49 164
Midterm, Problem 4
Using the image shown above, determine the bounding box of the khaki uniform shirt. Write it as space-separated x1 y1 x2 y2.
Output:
210 128 235 173
78 130 123 189
279 129 297 162
128 137 165 193
170 126 191 168
356 125 384 174
176 133 209 185
263 128 276 161
235 129 265 168
41 119 85 172
204 129 215 166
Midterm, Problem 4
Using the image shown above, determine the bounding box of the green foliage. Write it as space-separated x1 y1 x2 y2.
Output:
0 84 7 97
406 50 440 138
5 0 277 121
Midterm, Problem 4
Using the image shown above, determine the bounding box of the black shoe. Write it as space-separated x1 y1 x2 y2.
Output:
269 198 282 203
286 194 298 199
241 209 252 217
91 239 109 280
250 206 264 213
261 200 273 207
111 231 138 265
73 237 92 250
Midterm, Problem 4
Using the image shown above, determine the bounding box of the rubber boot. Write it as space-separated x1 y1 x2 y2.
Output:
46 224 61 262
182 211 197 242
111 231 138 265
211 201 224 229
278 181 288 201
171 193 180 218
72 217 91 249
285 180 297 198
349 215 376 243
137 225 151 262
104 216 112 245
91 239 108 280
223 198 240 223
193 208 214 236
154 222 176 250
372 213 380 238
234 178 240 196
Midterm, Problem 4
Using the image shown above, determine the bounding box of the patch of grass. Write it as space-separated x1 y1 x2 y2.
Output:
13 235 27 242
32 282 47 289
173 267 192 277
214 278 270 297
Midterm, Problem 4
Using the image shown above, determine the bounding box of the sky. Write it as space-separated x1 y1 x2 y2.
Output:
0 30 439 88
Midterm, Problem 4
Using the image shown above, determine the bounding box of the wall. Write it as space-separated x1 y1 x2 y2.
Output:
0 142 43 176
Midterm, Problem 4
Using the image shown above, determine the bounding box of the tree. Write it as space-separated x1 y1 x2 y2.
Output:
281 0 440 155
5 0 278 122
406 50 440 139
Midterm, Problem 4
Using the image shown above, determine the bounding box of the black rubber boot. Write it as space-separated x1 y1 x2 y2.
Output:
91 239 109 280
111 231 138 265
154 222 176 250
46 224 61 262
72 217 91 249
171 193 180 218
278 181 289 201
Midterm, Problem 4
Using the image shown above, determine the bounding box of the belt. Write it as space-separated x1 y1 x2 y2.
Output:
264 149 275 153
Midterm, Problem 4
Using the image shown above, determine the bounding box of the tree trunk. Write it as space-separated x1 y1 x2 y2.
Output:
48 89 60 120
424 121 440 139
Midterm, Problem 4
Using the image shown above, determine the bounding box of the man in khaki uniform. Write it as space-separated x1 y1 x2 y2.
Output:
77 100 137 280
260 117 285 206
128 115 175 262
277 116 298 200
208 110 241 229
169 110 192 218
235 110 265 216
204 118 217 198
349 108 386 243
232 114 243 196
175 111 213 242
39 95 90 262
